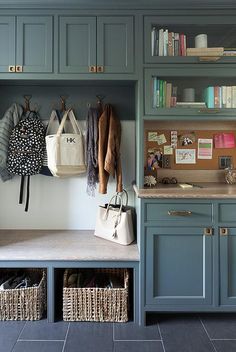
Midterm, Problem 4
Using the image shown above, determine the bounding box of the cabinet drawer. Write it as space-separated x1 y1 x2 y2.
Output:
219 203 236 223
145 202 213 224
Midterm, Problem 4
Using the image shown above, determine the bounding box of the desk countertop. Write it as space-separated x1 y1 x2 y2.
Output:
0 230 139 262
133 183 236 199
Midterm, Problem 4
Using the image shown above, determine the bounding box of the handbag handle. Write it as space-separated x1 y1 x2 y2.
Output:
46 110 61 135
104 194 123 220
56 109 81 136
105 194 123 238
115 189 128 207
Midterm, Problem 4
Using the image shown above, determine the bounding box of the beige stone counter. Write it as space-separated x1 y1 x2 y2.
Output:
133 183 236 199
0 230 139 261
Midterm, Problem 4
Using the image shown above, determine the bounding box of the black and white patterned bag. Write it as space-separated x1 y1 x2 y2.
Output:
7 111 45 211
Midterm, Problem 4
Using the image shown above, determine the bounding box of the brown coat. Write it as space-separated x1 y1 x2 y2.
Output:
98 104 123 194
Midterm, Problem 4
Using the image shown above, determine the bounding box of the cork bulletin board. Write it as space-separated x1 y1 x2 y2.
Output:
145 129 236 170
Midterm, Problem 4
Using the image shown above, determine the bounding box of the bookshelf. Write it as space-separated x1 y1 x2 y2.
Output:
144 16 236 64
144 67 236 117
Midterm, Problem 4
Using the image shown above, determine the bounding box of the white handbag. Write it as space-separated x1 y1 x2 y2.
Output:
94 192 135 246
46 109 86 177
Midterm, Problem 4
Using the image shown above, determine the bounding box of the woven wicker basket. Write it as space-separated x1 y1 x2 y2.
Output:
63 268 129 322
0 269 46 321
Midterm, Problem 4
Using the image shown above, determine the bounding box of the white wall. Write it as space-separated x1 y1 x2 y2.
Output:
0 121 135 230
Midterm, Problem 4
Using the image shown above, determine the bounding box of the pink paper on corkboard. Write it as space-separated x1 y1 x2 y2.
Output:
214 133 236 148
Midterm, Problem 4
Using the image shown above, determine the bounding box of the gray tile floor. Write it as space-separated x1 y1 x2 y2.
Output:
1 314 236 352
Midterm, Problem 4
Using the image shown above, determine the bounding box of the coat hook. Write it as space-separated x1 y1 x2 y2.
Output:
96 95 105 105
23 95 32 113
60 95 68 112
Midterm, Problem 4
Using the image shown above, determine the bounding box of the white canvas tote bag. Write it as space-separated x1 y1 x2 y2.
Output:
94 193 134 246
46 109 86 177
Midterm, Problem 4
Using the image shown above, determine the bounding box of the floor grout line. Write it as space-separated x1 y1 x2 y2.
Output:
10 322 26 352
157 321 166 352
112 322 115 342
198 315 218 352
113 339 163 342
211 338 236 341
62 322 70 352
18 339 65 342
16 321 27 341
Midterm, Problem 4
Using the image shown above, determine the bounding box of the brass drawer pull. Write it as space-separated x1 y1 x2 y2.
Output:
97 65 104 73
220 228 228 236
198 108 221 114
16 65 23 73
198 56 221 63
168 210 192 216
8 65 15 72
89 65 97 73
204 227 213 236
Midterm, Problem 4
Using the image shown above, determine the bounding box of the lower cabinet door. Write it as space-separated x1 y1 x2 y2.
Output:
220 227 236 305
145 227 213 306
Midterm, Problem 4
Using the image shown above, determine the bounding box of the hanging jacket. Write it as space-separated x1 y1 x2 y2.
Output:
0 103 23 182
98 104 123 194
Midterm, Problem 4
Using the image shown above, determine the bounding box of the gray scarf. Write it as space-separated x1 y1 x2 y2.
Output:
86 107 99 196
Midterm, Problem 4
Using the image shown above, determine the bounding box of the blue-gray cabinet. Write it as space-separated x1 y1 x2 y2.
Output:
59 16 96 74
16 16 53 73
0 15 53 73
146 226 213 306
142 199 236 320
0 16 15 73
59 16 134 74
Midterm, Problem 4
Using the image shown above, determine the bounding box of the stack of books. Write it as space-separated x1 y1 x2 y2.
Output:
186 47 224 57
151 27 187 56
152 77 178 108
204 86 236 108
223 48 236 56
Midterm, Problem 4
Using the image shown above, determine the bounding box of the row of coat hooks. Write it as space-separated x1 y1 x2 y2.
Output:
23 94 106 114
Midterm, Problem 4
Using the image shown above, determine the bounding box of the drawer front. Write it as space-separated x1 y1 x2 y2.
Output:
145 202 213 224
219 203 236 223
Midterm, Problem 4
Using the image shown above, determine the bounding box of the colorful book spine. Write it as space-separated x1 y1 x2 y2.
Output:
156 79 160 108
171 86 178 107
214 86 220 108
166 83 172 108
163 80 167 107
163 29 168 56
226 86 232 108
158 29 164 56
222 86 227 108
159 80 163 108
232 86 236 108
205 87 214 108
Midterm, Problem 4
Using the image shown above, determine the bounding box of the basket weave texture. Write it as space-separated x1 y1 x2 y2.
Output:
63 268 129 322
0 269 46 321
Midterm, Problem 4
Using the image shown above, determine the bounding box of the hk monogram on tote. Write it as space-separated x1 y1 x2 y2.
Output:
46 109 86 177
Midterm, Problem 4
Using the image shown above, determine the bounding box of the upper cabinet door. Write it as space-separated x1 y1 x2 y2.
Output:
59 16 96 74
16 16 53 73
97 16 134 74
0 17 15 73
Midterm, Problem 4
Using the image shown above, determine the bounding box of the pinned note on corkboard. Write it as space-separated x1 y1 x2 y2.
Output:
145 129 236 170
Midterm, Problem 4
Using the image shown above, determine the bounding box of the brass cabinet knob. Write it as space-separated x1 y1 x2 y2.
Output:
89 66 97 73
204 228 213 236
8 65 16 72
220 228 228 236
16 65 23 73
97 65 104 73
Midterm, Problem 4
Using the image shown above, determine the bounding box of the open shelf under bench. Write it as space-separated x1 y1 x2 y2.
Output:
0 230 140 323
